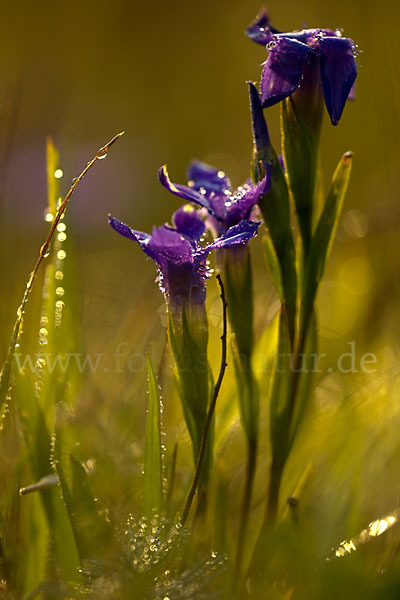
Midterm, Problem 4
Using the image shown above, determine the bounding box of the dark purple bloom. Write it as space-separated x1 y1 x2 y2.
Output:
246 8 280 46
109 210 259 309
158 162 269 233
247 14 358 126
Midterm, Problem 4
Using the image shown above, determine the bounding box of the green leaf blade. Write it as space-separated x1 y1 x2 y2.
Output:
144 353 163 515
306 151 353 308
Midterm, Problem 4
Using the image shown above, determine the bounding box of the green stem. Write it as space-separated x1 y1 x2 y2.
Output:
265 458 284 525
180 275 227 527
234 437 257 580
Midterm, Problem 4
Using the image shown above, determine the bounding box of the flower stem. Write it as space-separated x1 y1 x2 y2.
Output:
180 274 228 527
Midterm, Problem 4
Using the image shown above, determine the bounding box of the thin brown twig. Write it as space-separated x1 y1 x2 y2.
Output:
0 131 125 406
180 274 228 527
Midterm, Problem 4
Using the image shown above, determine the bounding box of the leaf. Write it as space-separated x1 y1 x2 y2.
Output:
53 415 113 562
305 151 353 309
269 305 292 466
220 246 254 362
248 83 297 344
168 309 210 462
269 310 317 469
281 93 323 256
46 137 60 215
14 371 80 589
287 312 318 452
165 443 178 509
144 353 163 514
231 341 258 444
262 235 283 300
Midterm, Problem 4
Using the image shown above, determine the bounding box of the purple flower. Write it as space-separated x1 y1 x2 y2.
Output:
109 207 259 310
158 162 269 233
246 8 280 46
247 13 358 126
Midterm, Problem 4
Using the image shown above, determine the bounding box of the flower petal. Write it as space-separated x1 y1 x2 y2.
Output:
158 165 211 211
348 80 356 101
318 36 357 125
148 226 194 265
206 220 260 250
108 215 150 244
260 36 310 108
246 9 279 46
186 160 231 195
172 205 206 241
226 175 270 228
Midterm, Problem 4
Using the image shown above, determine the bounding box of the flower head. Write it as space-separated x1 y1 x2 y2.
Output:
247 12 358 125
158 161 269 233
109 206 259 311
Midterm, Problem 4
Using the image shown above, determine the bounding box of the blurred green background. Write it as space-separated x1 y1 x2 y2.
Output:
1 0 400 587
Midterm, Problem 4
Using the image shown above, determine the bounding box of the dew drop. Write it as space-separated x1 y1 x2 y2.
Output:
56 287 65 297
54 169 63 179
58 232 67 242
57 250 66 260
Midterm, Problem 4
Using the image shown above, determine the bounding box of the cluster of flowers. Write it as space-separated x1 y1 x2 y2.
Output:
109 164 268 317
110 10 357 308
108 10 358 499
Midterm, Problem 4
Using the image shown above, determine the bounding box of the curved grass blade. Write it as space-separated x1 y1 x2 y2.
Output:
0 132 125 412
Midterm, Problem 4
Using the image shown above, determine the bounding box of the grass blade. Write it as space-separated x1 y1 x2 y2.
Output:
144 353 163 514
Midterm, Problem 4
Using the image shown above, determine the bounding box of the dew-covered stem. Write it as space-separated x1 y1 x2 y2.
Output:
0 132 124 409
